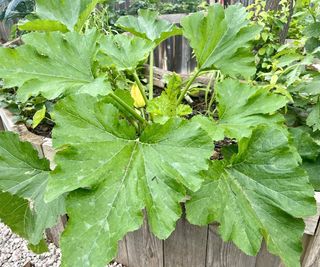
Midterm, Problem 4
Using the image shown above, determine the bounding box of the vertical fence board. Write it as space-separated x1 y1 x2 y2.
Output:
0 116 4 131
117 238 130 266
255 242 282 267
118 214 163 267
303 228 320 267
163 217 208 267
206 225 257 267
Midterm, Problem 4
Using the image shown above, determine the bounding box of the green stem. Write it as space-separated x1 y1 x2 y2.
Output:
207 71 220 115
133 72 148 105
177 70 201 105
205 72 215 109
109 93 146 124
149 51 154 100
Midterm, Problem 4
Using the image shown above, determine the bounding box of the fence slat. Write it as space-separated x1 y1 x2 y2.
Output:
205 225 257 267
303 228 320 267
163 217 208 267
255 242 282 267
117 214 164 267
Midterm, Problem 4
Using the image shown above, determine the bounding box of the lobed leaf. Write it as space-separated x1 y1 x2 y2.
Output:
186 126 316 267
19 0 103 32
194 79 288 141
181 4 261 78
98 34 153 72
0 30 110 102
116 9 182 46
45 94 213 267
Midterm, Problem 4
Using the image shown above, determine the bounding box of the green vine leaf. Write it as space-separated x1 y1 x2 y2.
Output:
186 126 316 267
18 0 103 32
181 4 261 78
0 132 65 247
98 34 153 71
45 94 212 267
0 30 110 102
116 9 182 46
194 79 288 141
147 73 192 123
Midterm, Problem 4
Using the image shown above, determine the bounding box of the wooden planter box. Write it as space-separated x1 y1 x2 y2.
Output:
1 108 320 267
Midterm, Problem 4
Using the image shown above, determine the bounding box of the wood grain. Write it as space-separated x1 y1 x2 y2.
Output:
144 65 212 89
117 238 130 266
163 216 208 267
206 224 256 267
303 228 320 267
255 241 282 267
304 193 320 235
118 214 163 267
0 116 4 131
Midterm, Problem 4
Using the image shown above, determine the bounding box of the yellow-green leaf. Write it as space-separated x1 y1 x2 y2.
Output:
32 105 46 129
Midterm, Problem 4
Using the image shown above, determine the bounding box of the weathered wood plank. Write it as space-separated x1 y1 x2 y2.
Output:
0 116 4 131
303 224 320 267
45 216 67 247
163 216 208 267
117 238 130 266
304 193 320 235
144 65 212 88
159 14 187 24
302 231 320 267
0 108 16 131
41 138 56 170
117 214 163 267
206 224 256 267
255 241 282 267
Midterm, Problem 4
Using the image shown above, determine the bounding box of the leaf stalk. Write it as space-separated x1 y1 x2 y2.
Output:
177 69 201 105
149 51 154 100
109 93 147 124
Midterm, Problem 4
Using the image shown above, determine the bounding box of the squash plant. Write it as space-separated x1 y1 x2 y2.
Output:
0 1 317 267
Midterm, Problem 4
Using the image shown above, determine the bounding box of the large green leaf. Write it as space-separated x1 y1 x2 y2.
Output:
99 34 153 72
116 9 182 46
194 79 288 141
44 94 212 267
181 4 261 78
19 0 102 32
186 126 316 267
0 30 110 102
0 132 65 246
